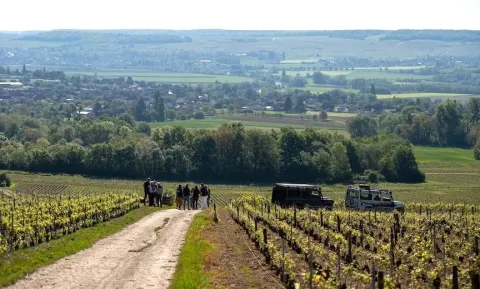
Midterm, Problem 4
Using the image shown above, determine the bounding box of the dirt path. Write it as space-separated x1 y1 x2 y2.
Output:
6 209 199 289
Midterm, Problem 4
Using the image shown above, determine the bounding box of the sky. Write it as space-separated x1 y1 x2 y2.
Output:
1 0 479 31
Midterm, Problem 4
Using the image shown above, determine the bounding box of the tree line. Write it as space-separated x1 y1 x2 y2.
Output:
0 114 424 183
346 97 480 159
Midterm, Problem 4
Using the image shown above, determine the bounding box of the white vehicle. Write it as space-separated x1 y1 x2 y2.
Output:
345 184 404 212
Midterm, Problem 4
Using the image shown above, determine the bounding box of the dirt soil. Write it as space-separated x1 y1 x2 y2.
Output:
202 209 285 289
6 209 199 289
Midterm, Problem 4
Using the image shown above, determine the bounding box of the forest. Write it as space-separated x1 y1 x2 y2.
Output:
346 97 480 154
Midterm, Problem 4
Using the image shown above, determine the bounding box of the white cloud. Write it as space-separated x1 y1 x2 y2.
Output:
1 0 479 31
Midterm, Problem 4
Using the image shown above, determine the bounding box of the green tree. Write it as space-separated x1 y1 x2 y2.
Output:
474 139 480 160
370 83 376 96
467 97 480 124
22 64 27 74
381 145 424 182
331 142 352 181
319 110 328 121
153 91 166 122
312 72 327 84
435 101 464 146
133 97 149 121
347 116 378 138
294 97 306 113
284 96 293 113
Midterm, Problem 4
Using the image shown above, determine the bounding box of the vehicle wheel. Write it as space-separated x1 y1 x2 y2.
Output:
365 207 373 211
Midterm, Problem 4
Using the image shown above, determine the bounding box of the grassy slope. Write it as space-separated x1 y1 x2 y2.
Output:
170 211 213 289
413 146 475 163
0 206 161 287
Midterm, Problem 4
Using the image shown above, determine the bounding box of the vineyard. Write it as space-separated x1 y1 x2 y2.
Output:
230 196 480 289
0 191 140 255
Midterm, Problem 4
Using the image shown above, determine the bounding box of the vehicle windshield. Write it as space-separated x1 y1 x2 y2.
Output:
311 189 320 196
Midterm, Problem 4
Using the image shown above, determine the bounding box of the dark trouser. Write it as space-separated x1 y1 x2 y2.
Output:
144 192 148 204
207 196 210 207
192 198 198 209
148 193 155 206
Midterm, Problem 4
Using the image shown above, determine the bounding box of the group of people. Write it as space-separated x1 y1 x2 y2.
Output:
142 178 211 210
143 178 164 207
176 184 210 210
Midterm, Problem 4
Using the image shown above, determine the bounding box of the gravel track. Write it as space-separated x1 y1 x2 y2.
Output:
6 209 199 289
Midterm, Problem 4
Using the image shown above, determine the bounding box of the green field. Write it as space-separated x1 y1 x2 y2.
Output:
377 92 474 99
64 71 252 84
345 70 431 80
150 117 347 133
413 146 476 164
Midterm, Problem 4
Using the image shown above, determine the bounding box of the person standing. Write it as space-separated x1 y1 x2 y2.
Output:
183 184 191 210
176 185 183 210
200 184 208 210
148 180 155 206
143 178 151 204
192 185 200 210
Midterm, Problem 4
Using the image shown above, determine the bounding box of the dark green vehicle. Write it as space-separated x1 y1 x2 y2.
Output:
271 183 334 210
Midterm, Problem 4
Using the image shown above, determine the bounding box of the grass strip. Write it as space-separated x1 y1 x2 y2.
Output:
0 206 162 287
170 210 214 289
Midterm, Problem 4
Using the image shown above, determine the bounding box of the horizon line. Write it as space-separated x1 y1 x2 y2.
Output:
1 28 480 33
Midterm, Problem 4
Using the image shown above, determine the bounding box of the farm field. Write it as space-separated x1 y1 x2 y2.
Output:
64 70 253 84
150 116 348 132
377 92 475 99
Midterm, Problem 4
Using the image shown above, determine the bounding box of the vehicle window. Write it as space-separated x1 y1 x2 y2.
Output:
347 190 357 198
373 194 381 201
360 192 372 200
311 189 319 196
383 196 392 201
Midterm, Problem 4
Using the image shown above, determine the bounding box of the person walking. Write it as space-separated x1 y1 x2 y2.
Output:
200 184 208 210
183 184 191 210
192 185 200 210
143 178 151 204
176 185 183 210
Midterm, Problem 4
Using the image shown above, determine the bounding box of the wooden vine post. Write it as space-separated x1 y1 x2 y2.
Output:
378 271 385 289
293 206 297 227
213 202 218 223
390 226 395 275
10 198 15 252
471 271 480 289
452 266 459 289
263 228 268 245
347 231 353 263
360 219 364 247
370 263 376 289
474 236 479 256
336 215 341 233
